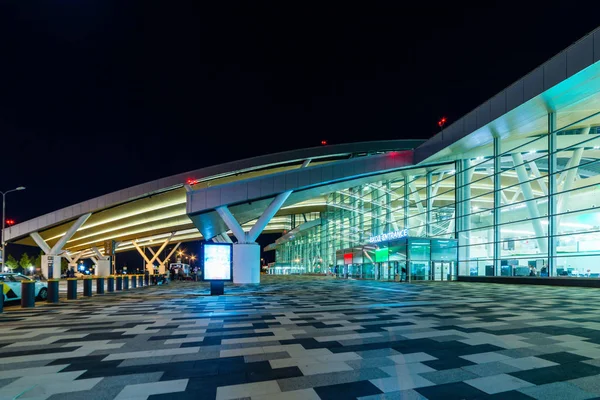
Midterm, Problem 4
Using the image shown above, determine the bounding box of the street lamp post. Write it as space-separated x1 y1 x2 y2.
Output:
1 186 25 271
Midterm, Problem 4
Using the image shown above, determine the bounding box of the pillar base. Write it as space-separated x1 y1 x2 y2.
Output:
233 243 260 284
96 258 111 277
42 255 61 280
146 263 155 275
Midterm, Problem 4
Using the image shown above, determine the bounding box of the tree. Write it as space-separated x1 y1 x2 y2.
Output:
5 254 18 271
33 251 43 270
61 257 69 273
19 253 32 273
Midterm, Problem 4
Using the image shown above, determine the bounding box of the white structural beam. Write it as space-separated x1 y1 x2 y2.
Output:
142 237 179 273
163 242 181 267
30 232 51 254
91 246 108 260
220 233 233 243
132 241 152 264
528 161 548 196
63 251 83 265
50 213 92 255
512 152 548 254
215 206 247 242
301 159 311 168
558 148 583 208
148 233 174 265
247 191 292 243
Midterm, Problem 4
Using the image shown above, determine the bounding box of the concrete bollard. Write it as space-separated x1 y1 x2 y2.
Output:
107 276 115 292
123 275 129 290
131 275 137 289
83 278 93 297
116 275 123 291
97 277 105 294
67 278 78 300
47 279 59 303
21 281 36 308
139 274 144 287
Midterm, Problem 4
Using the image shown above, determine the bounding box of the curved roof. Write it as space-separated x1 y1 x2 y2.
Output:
6 139 422 257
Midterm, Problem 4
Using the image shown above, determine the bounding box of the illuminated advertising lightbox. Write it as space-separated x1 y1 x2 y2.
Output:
201 243 233 281
343 253 353 264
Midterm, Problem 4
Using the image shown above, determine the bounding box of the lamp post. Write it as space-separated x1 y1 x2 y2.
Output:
1 186 25 271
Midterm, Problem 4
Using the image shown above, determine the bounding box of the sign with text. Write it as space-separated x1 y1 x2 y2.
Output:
201 243 233 281
368 229 409 244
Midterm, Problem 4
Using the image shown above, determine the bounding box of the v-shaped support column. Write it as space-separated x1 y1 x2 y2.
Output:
88 246 112 276
132 233 175 274
215 190 292 284
147 241 181 274
29 213 92 279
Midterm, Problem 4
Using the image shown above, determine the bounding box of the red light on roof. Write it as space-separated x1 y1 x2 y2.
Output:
6 219 15 226
321 140 327 145
186 178 199 185
438 117 447 128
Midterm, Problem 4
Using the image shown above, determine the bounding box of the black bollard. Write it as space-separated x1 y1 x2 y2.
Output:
67 278 78 300
97 277 105 294
116 275 123 291
83 278 92 297
107 276 115 292
123 275 129 290
47 279 59 303
131 275 137 289
144 274 149 286
21 281 36 308
0 282 4 313
139 274 144 287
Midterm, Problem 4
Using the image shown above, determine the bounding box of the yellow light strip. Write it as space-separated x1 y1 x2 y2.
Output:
65 208 187 244
46 197 186 241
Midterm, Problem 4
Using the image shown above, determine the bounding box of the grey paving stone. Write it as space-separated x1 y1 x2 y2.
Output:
244 351 290 363
431 335 468 342
346 357 397 370
568 374 600 395
277 367 389 392
518 381 596 400
0 359 52 371
0 377 19 389
170 351 220 362
358 389 428 400
521 337 562 345
118 355 174 367
356 348 400 359
462 361 521 377
420 368 479 384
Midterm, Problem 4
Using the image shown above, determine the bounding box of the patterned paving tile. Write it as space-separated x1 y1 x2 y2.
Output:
4 276 600 399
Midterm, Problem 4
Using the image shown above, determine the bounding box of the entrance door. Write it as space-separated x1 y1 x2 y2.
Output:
433 262 443 280
431 261 456 281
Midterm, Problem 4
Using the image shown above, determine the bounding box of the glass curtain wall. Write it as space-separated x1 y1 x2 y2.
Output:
457 101 600 277
274 100 600 279
274 164 457 274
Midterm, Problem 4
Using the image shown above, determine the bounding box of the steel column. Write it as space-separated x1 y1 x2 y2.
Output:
548 112 557 276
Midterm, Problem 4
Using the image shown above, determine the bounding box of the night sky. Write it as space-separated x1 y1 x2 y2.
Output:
1 2 598 265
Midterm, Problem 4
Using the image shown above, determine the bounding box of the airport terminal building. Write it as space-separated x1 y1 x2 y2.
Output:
5 28 600 284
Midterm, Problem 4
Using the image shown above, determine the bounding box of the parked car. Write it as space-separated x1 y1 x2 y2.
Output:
0 273 48 302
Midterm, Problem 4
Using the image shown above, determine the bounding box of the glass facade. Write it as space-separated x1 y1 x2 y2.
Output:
269 105 600 280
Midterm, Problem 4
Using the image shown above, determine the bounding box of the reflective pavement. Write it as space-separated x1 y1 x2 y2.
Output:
2 275 600 399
